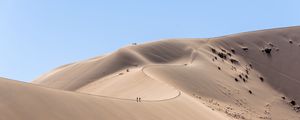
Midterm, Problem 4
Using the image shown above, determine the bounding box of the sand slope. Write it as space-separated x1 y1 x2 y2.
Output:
1 26 300 120
0 77 227 120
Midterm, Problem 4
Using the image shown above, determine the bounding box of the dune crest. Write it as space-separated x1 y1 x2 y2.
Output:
1 26 300 120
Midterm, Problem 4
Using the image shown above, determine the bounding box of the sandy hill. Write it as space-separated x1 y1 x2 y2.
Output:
1 26 300 120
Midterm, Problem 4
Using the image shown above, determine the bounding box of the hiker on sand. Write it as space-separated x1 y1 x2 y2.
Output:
139 97 141 102
136 97 139 102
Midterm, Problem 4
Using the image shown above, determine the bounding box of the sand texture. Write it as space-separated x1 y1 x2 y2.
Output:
1 26 300 120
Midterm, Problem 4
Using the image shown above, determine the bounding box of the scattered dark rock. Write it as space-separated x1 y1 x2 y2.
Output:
245 70 249 74
282 97 286 100
243 78 246 82
290 100 296 106
227 53 232 57
214 56 218 60
294 106 300 112
248 90 253 94
239 75 242 79
218 66 221 70
245 75 248 79
235 78 239 82
242 47 249 51
126 69 129 72
276 48 279 51
218 52 227 59
230 58 239 64
259 77 264 82
184 64 188 66
264 48 272 54
249 64 253 68
289 40 293 44
119 73 124 75
231 49 235 54
211 48 217 54
221 49 226 53
268 43 274 47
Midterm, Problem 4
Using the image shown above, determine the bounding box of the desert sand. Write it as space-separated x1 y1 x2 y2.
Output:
1 26 300 120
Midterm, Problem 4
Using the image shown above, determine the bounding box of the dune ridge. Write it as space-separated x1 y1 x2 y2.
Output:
1 26 300 120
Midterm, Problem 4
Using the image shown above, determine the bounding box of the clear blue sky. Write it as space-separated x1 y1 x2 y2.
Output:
0 0 299 82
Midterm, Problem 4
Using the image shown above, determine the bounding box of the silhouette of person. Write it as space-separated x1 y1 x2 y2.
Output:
139 97 141 102
136 97 139 102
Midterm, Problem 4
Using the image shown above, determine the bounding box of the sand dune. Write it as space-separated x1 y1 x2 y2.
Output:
1 26 300 120
0 77 229 120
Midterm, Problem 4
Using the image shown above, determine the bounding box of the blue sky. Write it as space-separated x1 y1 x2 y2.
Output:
0 0 299 82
